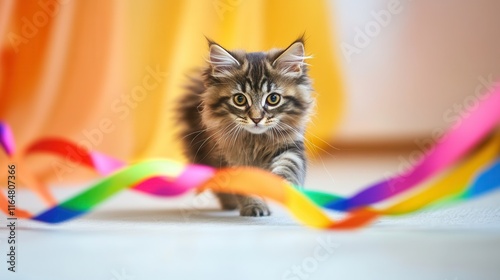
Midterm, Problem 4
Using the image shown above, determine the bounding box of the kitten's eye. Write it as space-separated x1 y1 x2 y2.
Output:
233 94 247 106
266 93 281 106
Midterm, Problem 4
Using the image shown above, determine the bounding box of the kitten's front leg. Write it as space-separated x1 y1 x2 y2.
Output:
236 147 306 217
270 147 306 187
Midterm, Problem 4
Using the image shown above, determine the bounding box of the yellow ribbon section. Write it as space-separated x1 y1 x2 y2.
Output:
285 186 334 228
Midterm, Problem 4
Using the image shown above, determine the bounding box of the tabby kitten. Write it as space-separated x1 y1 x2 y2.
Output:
177 38 314 216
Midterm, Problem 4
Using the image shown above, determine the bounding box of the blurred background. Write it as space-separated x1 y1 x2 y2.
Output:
1 0 499 169
1 1 500 280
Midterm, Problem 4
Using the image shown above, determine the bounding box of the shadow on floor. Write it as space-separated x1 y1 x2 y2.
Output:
86 207 288 226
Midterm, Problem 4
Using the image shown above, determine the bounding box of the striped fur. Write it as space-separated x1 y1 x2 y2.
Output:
176 38 314 216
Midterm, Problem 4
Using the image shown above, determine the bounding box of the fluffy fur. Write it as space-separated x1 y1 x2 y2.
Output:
177 38 314 216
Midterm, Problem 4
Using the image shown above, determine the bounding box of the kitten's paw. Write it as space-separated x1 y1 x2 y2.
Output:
240 204 271 217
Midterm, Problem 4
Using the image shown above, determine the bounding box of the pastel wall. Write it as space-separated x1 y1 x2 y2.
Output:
333 0 500 144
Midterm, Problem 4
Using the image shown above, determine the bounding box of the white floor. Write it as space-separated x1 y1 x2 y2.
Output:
1 150 499 280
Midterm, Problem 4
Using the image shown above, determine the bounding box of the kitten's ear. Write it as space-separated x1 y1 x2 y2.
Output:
272 41 307 76
208 43 240 76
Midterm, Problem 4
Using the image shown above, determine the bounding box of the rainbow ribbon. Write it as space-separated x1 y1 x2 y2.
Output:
1 86 499 229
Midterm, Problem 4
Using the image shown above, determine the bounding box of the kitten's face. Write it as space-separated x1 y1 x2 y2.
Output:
202 39 314 137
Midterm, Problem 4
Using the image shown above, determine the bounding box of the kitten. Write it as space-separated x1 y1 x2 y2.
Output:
177 37 314 216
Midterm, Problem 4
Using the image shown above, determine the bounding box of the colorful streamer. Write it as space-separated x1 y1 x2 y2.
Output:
0 87 499 229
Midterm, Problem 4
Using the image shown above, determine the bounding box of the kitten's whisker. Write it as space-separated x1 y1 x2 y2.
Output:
275 123 302 151
219 124 239 149
229 126 241 152
182 128 207 140
183 129 207 146
190 126 225 146
274 124 293 148
278 122 338 158
186 124 220 147
270 127 277 146
192 135 214 162
304 119 341 151
277 124 336 185
199 139 219 162
278 124 335 184
199 129 230 163
192 124 233 162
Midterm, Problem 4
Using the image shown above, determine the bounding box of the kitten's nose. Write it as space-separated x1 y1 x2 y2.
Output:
251 117 263 124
